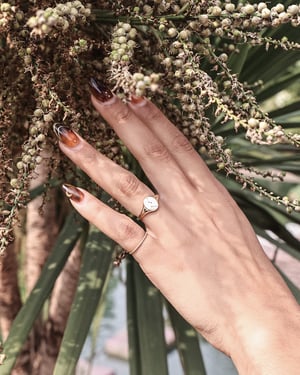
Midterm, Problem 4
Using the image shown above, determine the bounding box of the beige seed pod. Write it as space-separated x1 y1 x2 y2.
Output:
168 28 178 38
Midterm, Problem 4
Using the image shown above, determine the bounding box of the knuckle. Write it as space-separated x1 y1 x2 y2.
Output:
144 142 171 161
93 204 105 224
117 172 140 197
79 145 99 166
172 134 193 153
114 105 131 124
146 107 162 123
117 216 138 240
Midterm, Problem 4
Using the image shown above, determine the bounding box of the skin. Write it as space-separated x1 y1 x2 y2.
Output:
58 94 300 374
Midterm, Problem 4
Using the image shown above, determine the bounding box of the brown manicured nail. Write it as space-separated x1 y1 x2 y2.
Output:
130 95 145 104
62 184 84 203
53 124 80 148
89 78 113 102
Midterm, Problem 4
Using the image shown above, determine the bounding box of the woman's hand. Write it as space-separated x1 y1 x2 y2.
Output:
55 79 300 374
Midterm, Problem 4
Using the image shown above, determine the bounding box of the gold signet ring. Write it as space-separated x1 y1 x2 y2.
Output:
138 195 159 220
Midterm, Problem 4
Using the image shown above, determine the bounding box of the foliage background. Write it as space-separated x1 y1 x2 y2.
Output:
0 0 300 374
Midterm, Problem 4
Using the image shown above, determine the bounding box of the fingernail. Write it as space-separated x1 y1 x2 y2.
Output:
130 95 145 105
89 78 113 102
53 124 80 148
62 184 84 203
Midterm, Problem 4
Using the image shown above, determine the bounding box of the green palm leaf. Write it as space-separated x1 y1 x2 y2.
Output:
167 302 207 375
127 260 169 375
256 71 300 102
269 100 300 120
53 225 114 375
227 44 251 75
1 212 87 374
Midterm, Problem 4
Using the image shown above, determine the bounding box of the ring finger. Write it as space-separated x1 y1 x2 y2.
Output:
62 186 155 262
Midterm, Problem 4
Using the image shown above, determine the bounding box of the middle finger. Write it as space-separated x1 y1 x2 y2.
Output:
89 79 190 194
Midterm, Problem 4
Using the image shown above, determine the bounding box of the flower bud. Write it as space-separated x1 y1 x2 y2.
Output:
168 28 178 38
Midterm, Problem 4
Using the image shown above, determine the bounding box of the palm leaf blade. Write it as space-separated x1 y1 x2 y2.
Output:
53 226 114 375
167 302 207 375
127 261 169 375
126 259 142 375
2 213 87 374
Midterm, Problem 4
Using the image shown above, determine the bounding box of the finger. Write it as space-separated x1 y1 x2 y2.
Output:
89 79 190 193
54 124 155 218
62 184 153 258
129 97 217 191
62 185 192 280
129 98 238 207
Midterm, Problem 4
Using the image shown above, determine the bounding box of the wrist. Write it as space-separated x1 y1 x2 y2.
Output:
229 298 300 375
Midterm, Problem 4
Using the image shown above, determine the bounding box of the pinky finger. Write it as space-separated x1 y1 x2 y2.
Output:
62 184 147 257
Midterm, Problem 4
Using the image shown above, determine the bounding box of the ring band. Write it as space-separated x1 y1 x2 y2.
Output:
113 231 149 266
128 231 148 255
138 194 159 220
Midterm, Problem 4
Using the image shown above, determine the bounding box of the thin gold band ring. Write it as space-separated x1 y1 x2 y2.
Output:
128 231 148 255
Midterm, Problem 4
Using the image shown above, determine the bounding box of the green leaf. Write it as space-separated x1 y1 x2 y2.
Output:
227 44 250 75
126 259 142 375
269 100 300 120
253 226 300 263
217 175 300 260
256 71 300 103
167 302 206 375
127 261 169 375
255 229 300 303
53 226 114 375
2 212 87 374
242 201 300 259
241 49 299 84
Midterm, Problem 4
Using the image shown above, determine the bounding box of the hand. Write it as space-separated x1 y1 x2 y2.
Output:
55 79 300 374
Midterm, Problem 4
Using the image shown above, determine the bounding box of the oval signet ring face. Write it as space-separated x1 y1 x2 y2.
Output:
138 195 159 220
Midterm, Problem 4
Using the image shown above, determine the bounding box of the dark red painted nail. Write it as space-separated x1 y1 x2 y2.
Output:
89 78 113 102
62 184 84 202
130 95 145 104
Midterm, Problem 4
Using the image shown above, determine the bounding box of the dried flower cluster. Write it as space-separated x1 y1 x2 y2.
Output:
1 0 300 255
107 22 160 96
26 1 91 37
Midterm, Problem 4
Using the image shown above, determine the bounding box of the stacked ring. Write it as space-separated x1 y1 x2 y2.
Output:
114 194 159 266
